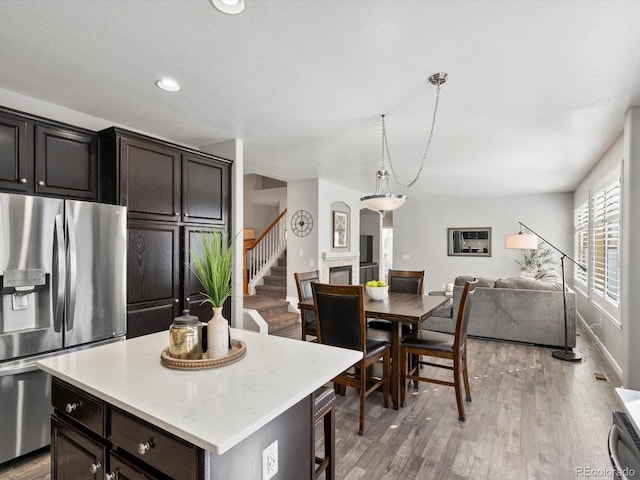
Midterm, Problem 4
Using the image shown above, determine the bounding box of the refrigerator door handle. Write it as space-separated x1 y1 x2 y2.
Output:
53 214 66 332
65 211 78 331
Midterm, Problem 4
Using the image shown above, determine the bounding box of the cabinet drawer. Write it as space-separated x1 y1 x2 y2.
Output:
110 408 201 480
52 378 105 437
108 451 163 480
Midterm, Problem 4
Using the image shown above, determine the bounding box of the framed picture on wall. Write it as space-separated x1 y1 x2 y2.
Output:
333 211 348 248
447 227 492 257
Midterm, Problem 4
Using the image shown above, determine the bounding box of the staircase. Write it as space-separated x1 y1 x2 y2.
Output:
245 252 300 333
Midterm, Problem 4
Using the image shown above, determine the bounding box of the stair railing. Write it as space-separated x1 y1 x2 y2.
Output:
244 208 287 295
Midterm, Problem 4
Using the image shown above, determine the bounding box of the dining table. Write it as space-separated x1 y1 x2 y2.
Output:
298 291 450 410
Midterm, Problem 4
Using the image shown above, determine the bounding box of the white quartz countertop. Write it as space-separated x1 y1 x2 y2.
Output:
38 329 362 454
616 388 640 433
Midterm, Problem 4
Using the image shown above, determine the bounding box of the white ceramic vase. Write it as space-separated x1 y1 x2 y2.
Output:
207 307 229 359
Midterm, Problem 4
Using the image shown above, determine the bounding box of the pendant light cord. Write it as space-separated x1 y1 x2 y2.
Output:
382 80 443 189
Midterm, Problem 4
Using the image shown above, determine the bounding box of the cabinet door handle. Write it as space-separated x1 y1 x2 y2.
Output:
105 472 117 480
89 462 102 474
174 298 180 303
19 177 27 184
186 297 190 302
38 180 45 186
65 401 81 413
137 439 155 455
184 212 189 217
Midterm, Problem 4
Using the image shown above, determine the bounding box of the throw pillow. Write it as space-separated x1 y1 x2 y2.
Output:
495 277 561 291
454 276 495 288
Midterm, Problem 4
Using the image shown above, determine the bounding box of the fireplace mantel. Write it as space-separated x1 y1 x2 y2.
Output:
322 251 359 260
321 252 360 284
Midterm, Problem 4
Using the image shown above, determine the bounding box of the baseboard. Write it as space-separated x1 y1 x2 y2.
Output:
577 311 623 381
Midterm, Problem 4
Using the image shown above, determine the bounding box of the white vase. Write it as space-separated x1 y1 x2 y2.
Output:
207 307 229 359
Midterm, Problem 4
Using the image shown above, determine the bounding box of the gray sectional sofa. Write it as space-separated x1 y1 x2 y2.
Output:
425 274 576 348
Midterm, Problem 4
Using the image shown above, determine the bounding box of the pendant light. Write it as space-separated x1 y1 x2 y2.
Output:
360 72 448 216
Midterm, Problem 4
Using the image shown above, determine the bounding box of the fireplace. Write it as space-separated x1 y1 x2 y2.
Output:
329 265 352 285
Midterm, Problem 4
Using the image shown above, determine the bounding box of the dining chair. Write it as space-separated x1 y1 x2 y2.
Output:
400 279 478 421
367 269 425 335
312 282 390 435
294 270 320 341
312 386 335 480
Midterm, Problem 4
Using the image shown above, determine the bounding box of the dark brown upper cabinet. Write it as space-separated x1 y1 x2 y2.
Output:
99 127 231 224
182 153 228 225
0 107 99 200
119 137 181 222
35 125 98 199
0 112 29 193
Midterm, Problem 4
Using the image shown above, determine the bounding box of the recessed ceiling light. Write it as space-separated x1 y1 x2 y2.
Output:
155 78 181 92
210 0 245 15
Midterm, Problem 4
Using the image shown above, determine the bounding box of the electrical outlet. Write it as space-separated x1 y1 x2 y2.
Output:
309 259 314 267
402 254 411 260
262 440 278 480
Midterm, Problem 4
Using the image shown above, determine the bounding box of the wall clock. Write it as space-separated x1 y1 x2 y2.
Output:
291 210 313 237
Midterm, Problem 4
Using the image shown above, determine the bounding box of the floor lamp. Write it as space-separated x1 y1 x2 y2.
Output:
505 222 587 362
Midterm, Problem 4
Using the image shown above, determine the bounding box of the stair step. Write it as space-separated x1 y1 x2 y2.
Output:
278 257 287 267
264 275 286 287
255 284 286 298
243 295 299 333
243 295 289 315
265 312 300 333
270 265 287 277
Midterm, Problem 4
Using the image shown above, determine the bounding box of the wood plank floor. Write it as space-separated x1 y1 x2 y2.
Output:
0 323 623 479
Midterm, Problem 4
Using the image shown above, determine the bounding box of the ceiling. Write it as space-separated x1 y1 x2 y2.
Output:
2 1 640 201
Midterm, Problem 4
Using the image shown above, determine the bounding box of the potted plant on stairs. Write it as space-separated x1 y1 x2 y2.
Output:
190 230 233 359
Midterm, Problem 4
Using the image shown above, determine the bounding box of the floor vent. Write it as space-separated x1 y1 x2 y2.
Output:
592 372 609 382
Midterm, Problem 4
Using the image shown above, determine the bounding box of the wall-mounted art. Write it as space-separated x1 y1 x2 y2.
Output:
333 211 348 248
447 227 492 257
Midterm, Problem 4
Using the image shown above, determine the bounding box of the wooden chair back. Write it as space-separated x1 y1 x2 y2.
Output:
388 269 425 295
312 283 365 352
453 279 478 353
295 270 320 340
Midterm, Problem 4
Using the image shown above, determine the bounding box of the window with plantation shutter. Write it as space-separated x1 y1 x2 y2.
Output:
591 176 621 306
574 200 588 285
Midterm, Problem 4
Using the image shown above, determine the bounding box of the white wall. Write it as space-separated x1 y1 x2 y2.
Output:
573 134 624 377
286 179 319 299
392 193 574 293
243 174 283 236
286 179 364 300
197 139 244 329
318 179 362 258
622 107 640 389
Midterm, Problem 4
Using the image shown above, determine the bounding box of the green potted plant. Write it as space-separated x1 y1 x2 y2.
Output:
516 242 556 274
190 230 233 359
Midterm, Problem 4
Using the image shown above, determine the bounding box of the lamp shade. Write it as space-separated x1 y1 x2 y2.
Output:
505 233 537 249
361 193 406 213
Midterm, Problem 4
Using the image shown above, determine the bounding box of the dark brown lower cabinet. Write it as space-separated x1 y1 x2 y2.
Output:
51 417 106 480
51 378 313 480
126 221 180 338
109 451 161 480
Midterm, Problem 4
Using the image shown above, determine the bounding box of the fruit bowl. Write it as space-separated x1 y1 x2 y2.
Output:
365 285 388 301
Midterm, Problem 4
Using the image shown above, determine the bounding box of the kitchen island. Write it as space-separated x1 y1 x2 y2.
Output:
38 328 362 479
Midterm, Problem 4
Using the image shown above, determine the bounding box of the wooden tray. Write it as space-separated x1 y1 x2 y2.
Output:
160 339 246 370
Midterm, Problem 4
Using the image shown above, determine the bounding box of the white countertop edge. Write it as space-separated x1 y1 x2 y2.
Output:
615 387 640 434
38 331 363 455
38 360 358 454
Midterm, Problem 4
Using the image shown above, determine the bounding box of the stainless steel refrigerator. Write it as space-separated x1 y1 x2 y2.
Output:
0 193 126 464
